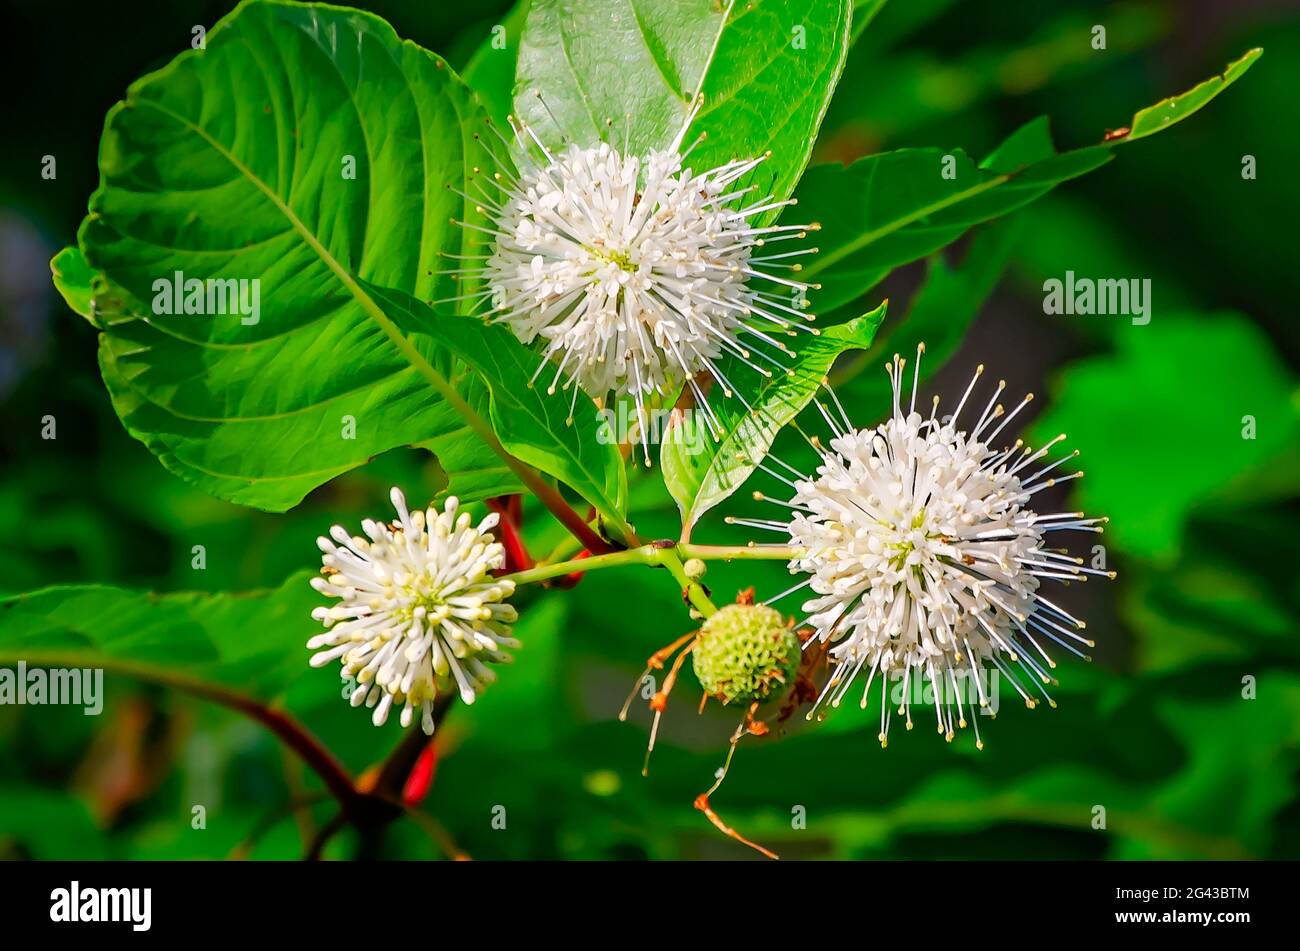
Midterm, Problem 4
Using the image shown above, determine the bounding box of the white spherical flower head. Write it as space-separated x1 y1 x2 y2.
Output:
308 488 519 734
462 111 820 462
737 345 1111 748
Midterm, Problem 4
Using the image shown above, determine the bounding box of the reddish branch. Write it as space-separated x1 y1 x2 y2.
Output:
487 495 534 571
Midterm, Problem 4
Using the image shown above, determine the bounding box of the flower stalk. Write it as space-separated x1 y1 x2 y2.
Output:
504 541 796 587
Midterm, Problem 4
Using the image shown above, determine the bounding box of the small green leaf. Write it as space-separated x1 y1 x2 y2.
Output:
980 115 1057 172
49 246 96 325
796 143 1111 312
661 300 887 533
1126 47 1261 141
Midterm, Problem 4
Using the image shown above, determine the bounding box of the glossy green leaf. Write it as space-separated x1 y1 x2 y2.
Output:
516 0 851 216
797 141 1111 312
798 49 1261 312
55 248 520 506
830 214 1025 426
661 300 886 533
76 0 513 511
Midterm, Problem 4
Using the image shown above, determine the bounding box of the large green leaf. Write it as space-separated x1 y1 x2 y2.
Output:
53 246 522 505
368 284 628 527
515 0 852 216
75 0 517 511
797 48 1262 312
661 300 886 534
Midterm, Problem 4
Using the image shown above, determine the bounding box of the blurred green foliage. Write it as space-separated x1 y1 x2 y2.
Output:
0 0 1296 860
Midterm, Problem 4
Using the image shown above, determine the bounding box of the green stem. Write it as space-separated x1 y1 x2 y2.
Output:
679 544 799 563
657 548 718 617
503 542 795 587
504 545 662 586
503 542 719 616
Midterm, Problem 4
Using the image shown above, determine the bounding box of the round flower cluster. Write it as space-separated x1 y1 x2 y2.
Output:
308 489 518 734
692 602 801 706
738 346 1109 746
469 119 818 461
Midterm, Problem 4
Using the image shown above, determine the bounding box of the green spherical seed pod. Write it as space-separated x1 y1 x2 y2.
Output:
692 603 800 705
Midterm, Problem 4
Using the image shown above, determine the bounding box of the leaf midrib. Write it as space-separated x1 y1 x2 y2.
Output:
129 96 471 439
803 170 1011 277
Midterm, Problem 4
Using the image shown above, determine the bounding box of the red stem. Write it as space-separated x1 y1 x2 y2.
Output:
221 695 358 812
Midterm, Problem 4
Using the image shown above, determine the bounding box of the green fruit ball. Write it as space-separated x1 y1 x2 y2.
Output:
692 603 800 705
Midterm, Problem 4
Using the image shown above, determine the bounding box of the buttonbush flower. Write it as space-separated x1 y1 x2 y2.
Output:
451 105 820 462
736 345 1112 747
308 488 518 734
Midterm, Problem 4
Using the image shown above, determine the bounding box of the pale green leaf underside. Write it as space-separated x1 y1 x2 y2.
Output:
77 0 518 511
662 300 887 532
516 0 852 220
